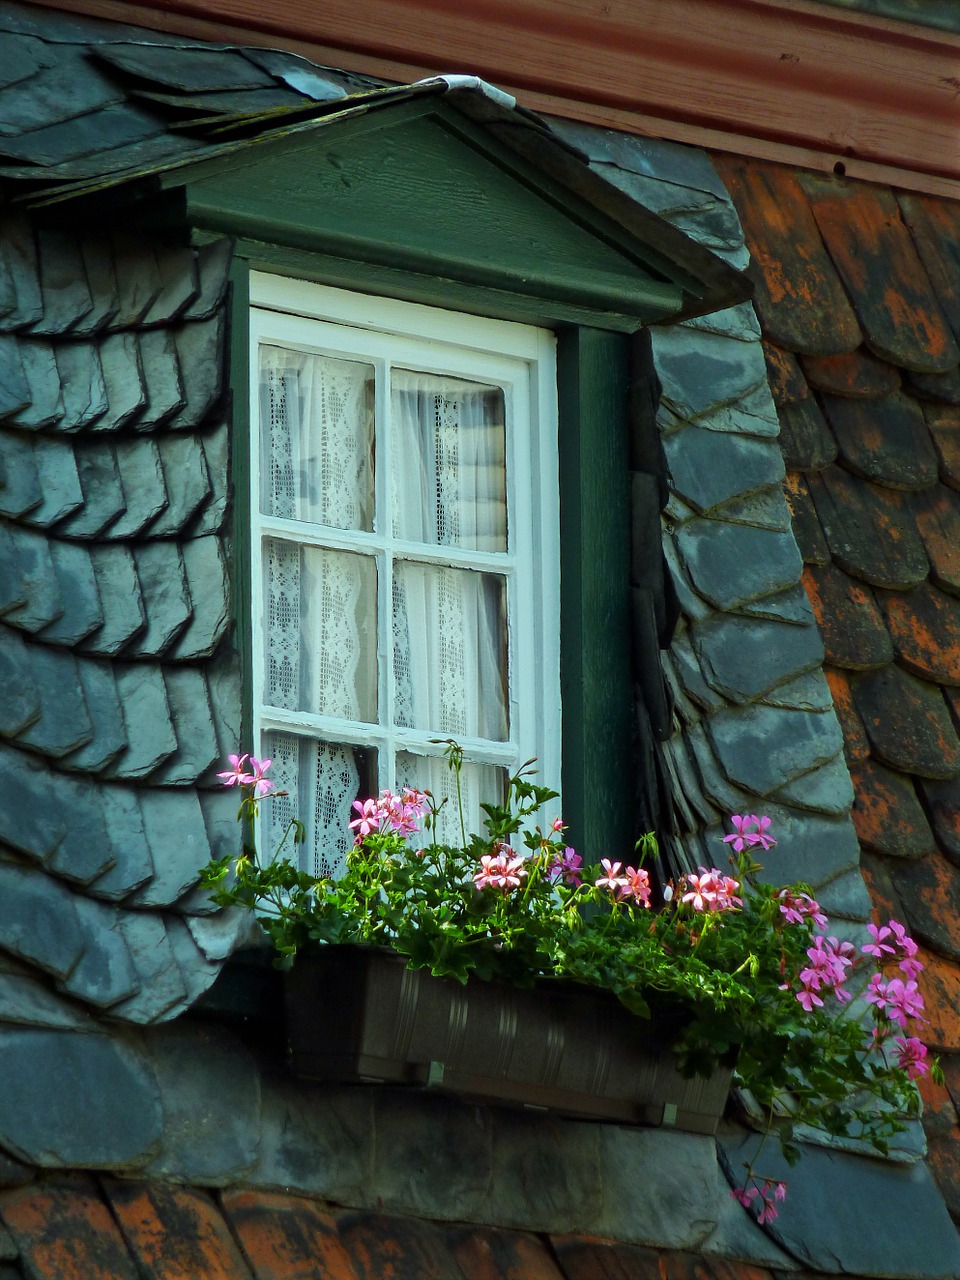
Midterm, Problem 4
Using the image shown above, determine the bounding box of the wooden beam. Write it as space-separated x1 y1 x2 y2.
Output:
26 0 960 196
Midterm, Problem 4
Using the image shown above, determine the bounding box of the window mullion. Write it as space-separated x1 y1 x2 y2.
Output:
379 358 395 791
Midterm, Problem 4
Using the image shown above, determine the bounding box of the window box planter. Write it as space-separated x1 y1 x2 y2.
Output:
284 945 734 1134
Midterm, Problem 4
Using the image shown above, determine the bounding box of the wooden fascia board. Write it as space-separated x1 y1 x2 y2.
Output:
27 0 960 196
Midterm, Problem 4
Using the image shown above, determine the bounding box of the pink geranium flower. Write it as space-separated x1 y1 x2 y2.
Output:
862 922 896 959
618 865 652 908
247 757 274 796
895 1036 930 1080
547 846 582 886
218 753 253 787
596 859 629 893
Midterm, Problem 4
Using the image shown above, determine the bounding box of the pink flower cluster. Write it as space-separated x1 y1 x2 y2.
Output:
795 935 856 1010
777 889 827 930
547 846 583 887
349 788 429 839
217 754 274 796
722 814 776 852
863 920 923 978
866 974 925 1028
681 867 743 912
473 843 528 891
595 859 652 908
731 1176 787 1225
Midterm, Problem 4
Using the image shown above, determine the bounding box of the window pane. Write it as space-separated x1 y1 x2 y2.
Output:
391 370 506 552
396 751 506 848
262 731 374 879
263 538 377 722
392 562 507 740
259 344 374 531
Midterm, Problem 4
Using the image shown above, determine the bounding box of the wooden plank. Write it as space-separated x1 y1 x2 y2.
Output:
26 0 960 193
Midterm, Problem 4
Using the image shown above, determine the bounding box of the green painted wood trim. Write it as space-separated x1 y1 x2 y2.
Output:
227 258 255 756
558 328 633 862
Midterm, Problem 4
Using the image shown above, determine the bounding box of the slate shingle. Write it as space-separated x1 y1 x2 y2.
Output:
13 645 92 758
0 859 83 979
0 428 41 517
0 216 42 330
128 541 192 657
0 335 30 418
42 539 102 647
30 230 93 336
94 332 145 432
128 789 214 907
150 433 210 536
149 667 219 785
110 913 189 1022
170 535 228 660
136 328 184 427
110 233 164 329
168 312 225 429
11 340 62 430
2 522 62 632
28 436 83 526
54 339 108 429
58 440 125 538
111 437 168 538
88 785 153 901
782 472 830 565
0 626 40 738
105 664 177 779
139 243 199 328
63 658 126 774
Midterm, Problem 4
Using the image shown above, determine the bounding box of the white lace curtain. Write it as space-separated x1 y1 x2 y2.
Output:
259 346 508 872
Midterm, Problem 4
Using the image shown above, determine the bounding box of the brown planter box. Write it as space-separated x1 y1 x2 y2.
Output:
284 946 733 1134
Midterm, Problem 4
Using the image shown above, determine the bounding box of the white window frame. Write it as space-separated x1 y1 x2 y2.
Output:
249 274 561 851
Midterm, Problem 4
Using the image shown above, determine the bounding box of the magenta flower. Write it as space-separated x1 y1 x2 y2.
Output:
596 859 629 893
618 865 652 908
796 984 824 1012
682 868 742 912
899 955 924 981
247 757 274 796
895 1036 930 1080
722 814 776 852
218 753 253 787
747 813 777 851
547 846 582 886
862 923 896 959
473 847 527 892
778 889 828 931
884 978 925 1028
349 797 382 837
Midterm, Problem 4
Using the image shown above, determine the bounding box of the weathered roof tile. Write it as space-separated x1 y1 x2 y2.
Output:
918 775 960 865
222 1188 360 1280
783 472 830 565
55 339 108 429
0 1179 141 1280
925 404 960 490
907 365 960 405
30 230 93 336
78 543 145 655
821 391 940 491
0 45 126 135
94 332 145 431
14 646 91 758
93 41 277 93
801 348 900 399
849 758 937 858
915 484 960 596
879 581 960 686
58 440 125 538
107 1180 255 1278
127 542 192 657
28 436 84 526
451 1224 566 1280
104 664 177 779
111 437 168 538
823 666 871 763
760 338 807 407
852 665 960 780
168 312 225 429
898 192 960 347
775 396 837 472
807 466 929 589
137 328 185 426
11 340 62 430
806 180 960 374
711 155 860 356
893 853 960 963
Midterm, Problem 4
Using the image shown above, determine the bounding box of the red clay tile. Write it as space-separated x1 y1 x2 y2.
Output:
762 340 808 408
801 349 900 399
820 392 939 492
917 1069 958 1138
915 947 960 1053
908 366 960 406
824 666 870 762
880 581 960 686
784 473 830 565
221 1191 360 1280
893 850 960 961
801 564 892 670
915 484 960 596
336 1210 465 1280
806 181 960 374
924 404 960 492
917 775 960 864
940 1055 960 1115
859 851 907 923
105 1181 252 1280
807 467 929 590
0 1178 139 1280
897 192 960 348
924 1133 960 1224
662 1259 773 1280
776 396 838 472
849 758 936 858
712 157 860 357
449 1226 565 1280
550 1238 662 1279
852 666 960 779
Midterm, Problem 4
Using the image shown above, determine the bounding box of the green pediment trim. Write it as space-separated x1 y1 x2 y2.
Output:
171 94 743 331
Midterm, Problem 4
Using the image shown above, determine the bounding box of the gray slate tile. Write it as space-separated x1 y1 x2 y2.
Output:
14 645 92 758
0 31 51 95
93 331 145 432
140 243 199 327
718 1131 960 1279
682 301 761 342
41 539 103 647
57 895 140 1008
0 520 27 615
168 312 225 429
170 535 228 660
711 486 794 533
181 238 232 320
760 669 835 711
79 544 145 655
738 582 816 627
110 436 168 538
74 238 120 335
193 419 229 535
694 613 824 704
675 518 803 611
663 424 784 513
150 432 210 535
651 324 768 426
105 664 177 779
0 217 42 329
58 440 125 538
771 750 855 815
203 655 242 771
88 785 153 901
0 1027 161 1169
0 47 125 135
2 522 63 632
43 769 115 886
127 541 192 657
0 857 83 978
816 868 874 922
137 327 184 427
27 435 83 525
111 232 163 328
110 913 189 1023
184 906 250 961
668 627 726 714
0 427 41 516
198 785 243 863
0 962 96 1031
0 335 29 417
55 339 108 429
128 789 211 907
62 658 126 773
165 915 223 1000
740 803 861 888
685 722 755 816
149 666 219 785
10 339 62 429
30 229 92 335
0 625 40 737
708 703 845 797
661 531 713 623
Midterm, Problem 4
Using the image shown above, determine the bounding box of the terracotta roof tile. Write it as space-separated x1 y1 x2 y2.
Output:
924 404 960 491
805 180 960 374
879 581 960 686
220 1191 361 1280
801 563 892 670
761 339 807 408
918 775 960 863
941 1055 960 1117
915 947 960 1053
336 1210 465 1280
823 666 870 763
925 1132 960 1224
915 484 960 595
897 193 960 348
807 466 929 590
852 666 960 779
907 365 960 405
849 758 936 858
800 349 900 399
820 392 939 491
783 474 830 565
550 1238 665 1280
0 1177 140 1280
776 396 837 472
104 1182 253 1280
711 156 860 356
893 851 960 961
448 1226 566 1280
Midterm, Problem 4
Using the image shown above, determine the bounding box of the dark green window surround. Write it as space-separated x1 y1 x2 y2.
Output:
179 88 746 859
